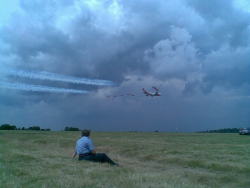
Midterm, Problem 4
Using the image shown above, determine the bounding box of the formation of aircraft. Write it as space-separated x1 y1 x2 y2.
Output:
106 87 161 99
106 93 135 99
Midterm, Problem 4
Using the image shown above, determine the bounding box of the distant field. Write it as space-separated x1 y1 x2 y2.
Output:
0 131 250 188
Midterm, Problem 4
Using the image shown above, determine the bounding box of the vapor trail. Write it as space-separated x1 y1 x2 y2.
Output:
0 81 88 94
5 69 114 86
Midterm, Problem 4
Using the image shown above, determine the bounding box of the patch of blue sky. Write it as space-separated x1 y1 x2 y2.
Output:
233 0 250 13
0 0 20 26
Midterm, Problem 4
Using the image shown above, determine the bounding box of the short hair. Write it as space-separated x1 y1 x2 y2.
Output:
81 129 90 137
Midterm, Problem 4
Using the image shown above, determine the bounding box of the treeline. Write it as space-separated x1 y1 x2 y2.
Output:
200 128 240 133
0 124 50 131
0 124 82 131
64 126 80 131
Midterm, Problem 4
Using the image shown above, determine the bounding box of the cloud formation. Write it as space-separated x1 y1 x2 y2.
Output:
1 0 250 131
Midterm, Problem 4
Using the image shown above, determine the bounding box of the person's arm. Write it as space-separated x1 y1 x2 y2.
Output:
89 138 96 154
72 141 78 159
72 151 77 158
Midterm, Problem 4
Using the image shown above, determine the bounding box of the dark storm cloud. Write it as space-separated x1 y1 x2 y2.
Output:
187 0 250 50
1 0 250 131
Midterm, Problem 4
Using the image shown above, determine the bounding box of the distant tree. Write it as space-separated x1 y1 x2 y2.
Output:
0 124 17 130
199 128 240 133
64 126 80 131
28 126 41 130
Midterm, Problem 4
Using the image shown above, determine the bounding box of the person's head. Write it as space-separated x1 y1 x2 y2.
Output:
81 129 91 137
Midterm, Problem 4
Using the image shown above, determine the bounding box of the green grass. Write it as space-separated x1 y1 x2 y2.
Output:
0 131 250 188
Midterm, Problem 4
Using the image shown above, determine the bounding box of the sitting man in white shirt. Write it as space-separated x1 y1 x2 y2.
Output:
72 129 118 166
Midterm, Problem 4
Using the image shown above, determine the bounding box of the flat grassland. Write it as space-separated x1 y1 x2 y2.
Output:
0 131 250 188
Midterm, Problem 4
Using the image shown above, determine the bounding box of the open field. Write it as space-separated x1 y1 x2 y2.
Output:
0 131 250 188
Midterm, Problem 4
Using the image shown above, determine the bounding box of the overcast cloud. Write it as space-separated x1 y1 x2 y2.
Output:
1 0 250 131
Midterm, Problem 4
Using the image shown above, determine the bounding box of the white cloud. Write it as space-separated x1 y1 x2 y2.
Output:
145 26 201 78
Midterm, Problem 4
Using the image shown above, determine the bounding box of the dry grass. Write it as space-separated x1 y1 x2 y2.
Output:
0 131 250 188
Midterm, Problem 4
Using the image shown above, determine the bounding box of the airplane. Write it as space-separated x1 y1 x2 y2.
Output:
142 87 161 97
106 87 161 99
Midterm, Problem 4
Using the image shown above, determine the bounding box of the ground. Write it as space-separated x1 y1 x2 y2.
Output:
0 131 250 188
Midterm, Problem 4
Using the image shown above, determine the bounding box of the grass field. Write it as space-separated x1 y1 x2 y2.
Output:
0 131 250 188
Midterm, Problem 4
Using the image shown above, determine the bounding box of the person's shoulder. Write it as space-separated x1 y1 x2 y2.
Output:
77 136 85 141
80 136 89 141
84 137 92 142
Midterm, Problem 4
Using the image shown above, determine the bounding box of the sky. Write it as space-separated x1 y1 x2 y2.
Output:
1 0 250 132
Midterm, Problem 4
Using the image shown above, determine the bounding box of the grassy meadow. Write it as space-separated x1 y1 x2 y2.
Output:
0 131 250 188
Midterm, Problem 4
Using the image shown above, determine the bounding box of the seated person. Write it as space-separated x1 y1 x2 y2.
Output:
72 129 118 166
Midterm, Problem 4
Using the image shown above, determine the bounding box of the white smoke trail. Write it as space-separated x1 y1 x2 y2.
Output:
5 69 114 86
0 81 88 94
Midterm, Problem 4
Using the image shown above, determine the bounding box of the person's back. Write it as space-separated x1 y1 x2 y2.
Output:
76 136 94 155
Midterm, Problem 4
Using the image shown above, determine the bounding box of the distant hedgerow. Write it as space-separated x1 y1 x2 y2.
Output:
0 124 16 130
64 126 80 131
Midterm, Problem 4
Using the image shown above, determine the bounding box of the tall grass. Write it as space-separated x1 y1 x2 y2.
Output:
0 131 250 188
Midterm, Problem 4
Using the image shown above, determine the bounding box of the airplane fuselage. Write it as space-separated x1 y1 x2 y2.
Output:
142 88 161 96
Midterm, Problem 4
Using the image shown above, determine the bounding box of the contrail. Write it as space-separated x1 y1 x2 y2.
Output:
0 81 88 94
5 69 114 86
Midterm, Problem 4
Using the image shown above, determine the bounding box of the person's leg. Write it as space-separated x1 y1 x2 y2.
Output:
79 153 118 165
78 154 94 161
94 153 117 165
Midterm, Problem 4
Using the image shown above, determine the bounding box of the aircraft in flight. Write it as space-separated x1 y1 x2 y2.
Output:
106 87 161 99
142 87 161 97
